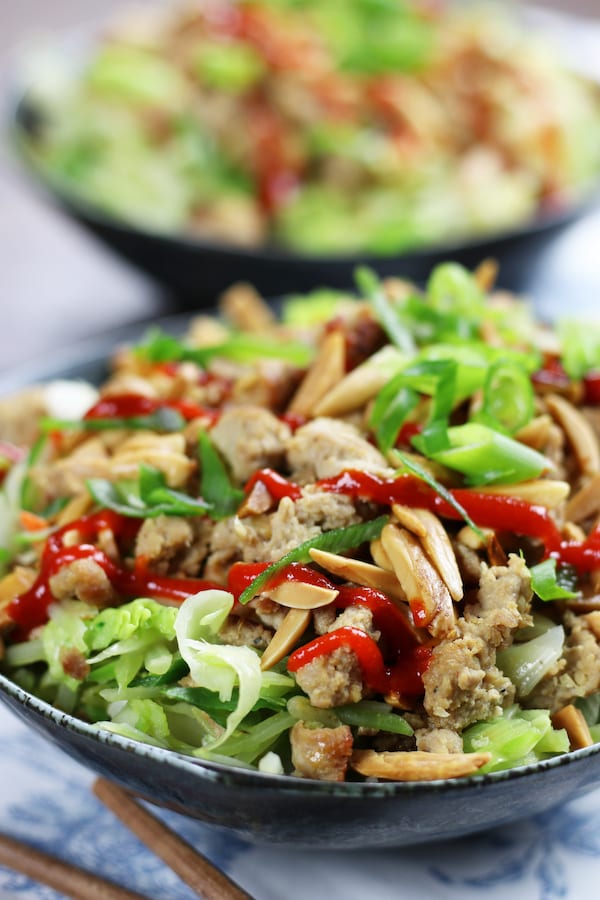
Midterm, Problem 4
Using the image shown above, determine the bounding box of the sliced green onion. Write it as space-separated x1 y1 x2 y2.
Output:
530 558 578 601
135 326 313 368
355 266 415 354
393 452 484 539
87 465 211 518
42 407 185 434
198 430 244 519
238 515 388 605
475 359 535 434
334 700 413 735
417 423 548 486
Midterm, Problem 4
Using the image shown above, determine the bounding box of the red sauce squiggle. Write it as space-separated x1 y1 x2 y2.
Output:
84 393 221 426
244 468 302 501
8 510 220 637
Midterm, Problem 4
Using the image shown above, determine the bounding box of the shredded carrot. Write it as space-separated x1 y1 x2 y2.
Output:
19 511 48 532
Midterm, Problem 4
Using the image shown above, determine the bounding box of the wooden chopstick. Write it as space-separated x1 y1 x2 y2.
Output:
93 778 254 900
0 832 151 900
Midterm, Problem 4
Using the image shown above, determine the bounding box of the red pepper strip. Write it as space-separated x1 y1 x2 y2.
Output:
84 392 219 424
317 471 564 554
7 510 220 637
244 468 302 502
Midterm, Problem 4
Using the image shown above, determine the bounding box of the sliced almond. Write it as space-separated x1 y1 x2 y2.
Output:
0 566 36 628
473 258 498 292
566 472 600 523
219 282 276 332
309 548 408 604
456 525 491 550
551 704 594 750
390 504 428 538
476 479 570 510
287 329 346 417
545 393 600 477
268 581 339 610
381 523 455 637
515 414 553 451
370 538 394 572
260 608 312 671
314 346 402 417
237 479 274 518
53 492 93 528
392 505 463 601
350 749 492 781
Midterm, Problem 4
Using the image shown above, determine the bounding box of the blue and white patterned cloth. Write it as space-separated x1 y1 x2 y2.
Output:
2 703 600 900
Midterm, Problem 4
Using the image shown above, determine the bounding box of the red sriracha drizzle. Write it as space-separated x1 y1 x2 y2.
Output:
228 561 431 695
84 393 221 425
8 510 220 637
244 468 302 502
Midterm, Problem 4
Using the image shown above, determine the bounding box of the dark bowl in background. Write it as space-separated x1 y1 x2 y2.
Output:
10 89 600 307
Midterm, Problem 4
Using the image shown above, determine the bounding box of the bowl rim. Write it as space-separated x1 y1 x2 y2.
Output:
2 667 600 798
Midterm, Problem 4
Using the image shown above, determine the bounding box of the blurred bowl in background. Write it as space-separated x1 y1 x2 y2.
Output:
7 1 600 304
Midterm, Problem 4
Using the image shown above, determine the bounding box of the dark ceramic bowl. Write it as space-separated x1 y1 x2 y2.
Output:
1 320 600 849
8 17 600 307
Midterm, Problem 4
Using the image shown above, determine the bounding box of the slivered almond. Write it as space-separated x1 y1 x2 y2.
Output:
476 480 570 509
309 548 408 604
54 492 93 528
287 329 346 417
473 258 498 292
545 393 600 476
260 608 312 671
551 704 594 750
565 472 600 523
456 525 491 550
390 505 428 538
515 414 553 451
562 521 586 542
268 581 339 610
391 506 463 601
370 539 394 572
219 282 276 332
350 749 492 781
381 523 455 637
238 479 274 518
314 346 402 417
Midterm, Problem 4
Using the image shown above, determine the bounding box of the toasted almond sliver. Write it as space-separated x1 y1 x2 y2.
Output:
219 282 276 332
515 414 553 451
392 505 463 602
473 258 498 292
54 492 93 528
477 479 570 510
314 346 402 418
381 523 455 637
309 548 408 604
566 472 600 523
287 329 346 417
350 749 492 781
268 581 339 610
370 538 394 572
551 704 594 750
545 393 600 476
260 608 312 671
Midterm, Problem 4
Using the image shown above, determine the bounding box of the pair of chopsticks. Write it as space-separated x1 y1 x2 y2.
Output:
0 777 253 900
